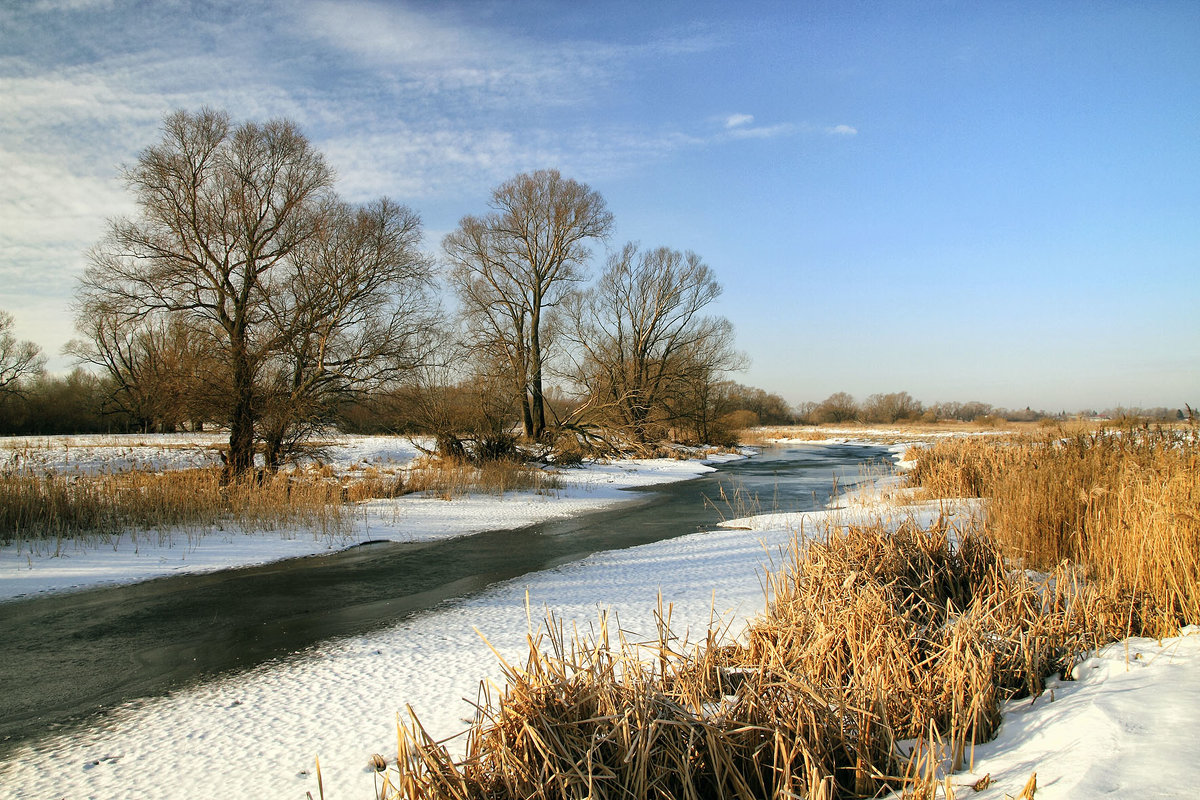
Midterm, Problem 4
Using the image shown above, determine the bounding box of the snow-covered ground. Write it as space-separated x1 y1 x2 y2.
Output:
0 434 738 601
1 433 1196 799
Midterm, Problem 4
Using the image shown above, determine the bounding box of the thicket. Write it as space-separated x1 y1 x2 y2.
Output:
0 369 139 436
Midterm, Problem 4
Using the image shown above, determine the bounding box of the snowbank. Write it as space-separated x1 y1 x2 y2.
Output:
0 435 730 601
949 628 1200 799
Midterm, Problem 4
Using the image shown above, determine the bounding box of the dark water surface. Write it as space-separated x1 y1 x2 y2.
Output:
0 443 891 754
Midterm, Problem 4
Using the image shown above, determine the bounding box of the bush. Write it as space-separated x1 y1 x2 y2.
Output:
473 432 519 462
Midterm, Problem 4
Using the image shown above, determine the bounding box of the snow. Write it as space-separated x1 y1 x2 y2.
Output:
0 443 794 799
1 433 1196 799
0 435 729 602
946 629 1200 799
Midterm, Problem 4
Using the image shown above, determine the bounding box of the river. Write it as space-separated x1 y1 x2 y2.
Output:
0 443 892 756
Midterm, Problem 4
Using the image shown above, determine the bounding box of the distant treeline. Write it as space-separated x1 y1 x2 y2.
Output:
0 369 794 441
792 391 1188 426
0 371 1185 440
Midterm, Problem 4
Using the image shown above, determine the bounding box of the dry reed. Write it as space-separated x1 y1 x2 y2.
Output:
376 521 1109 799
0 467 363 543
907 423 1200 637
358 423 1195 798
1 450 561 544
401 457 562 501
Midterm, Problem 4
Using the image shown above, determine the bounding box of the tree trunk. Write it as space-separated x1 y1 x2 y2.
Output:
520 393 534 439
226 346 256 480
529 309 545 439
530 375 545 439
263 432 283 473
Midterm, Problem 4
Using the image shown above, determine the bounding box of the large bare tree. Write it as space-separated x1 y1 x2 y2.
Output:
255 197 439 468
79 108 436 475
0 310 45 398
444 169 612 440
565 243 743 442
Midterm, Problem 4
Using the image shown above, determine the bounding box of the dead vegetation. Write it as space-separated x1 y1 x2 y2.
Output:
370 422 1198 799
0 467 360 544
0 451 560 544
375 522 1117 800
907 423 1199 638
400 456 561 502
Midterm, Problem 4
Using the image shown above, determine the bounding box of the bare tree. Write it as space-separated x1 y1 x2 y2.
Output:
666 318 746 443
65 312 210 432
861 391 923 424
444 169 613 440
78 108 435 475
815 392 860 423
0 310 45 397
565 243 743 443
255 197 439 468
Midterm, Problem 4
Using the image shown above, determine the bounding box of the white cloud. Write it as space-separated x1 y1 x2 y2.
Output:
31 0 115 11
0 0 728 358
293 0 628 108
726 122 797 140
724 113 755 128
827 124 858 136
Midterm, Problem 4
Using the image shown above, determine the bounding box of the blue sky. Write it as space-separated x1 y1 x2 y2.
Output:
1 0 1197 411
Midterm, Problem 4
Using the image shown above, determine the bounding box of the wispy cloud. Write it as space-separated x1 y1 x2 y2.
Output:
713 113 798 140
294 0 641 110
827 124 858 136
0 0 727 348
727 122 797 140
31 0 114 11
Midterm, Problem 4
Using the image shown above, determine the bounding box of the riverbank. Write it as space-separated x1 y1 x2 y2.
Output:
2 432 1195 799
0 434 742 602
0 438 878 798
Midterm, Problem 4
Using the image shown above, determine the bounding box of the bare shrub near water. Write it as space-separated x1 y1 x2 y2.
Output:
907 423 1200 637
377 521 1108 800
400 456 561 501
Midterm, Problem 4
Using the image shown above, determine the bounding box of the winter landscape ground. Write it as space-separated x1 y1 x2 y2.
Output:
0 431 1196 799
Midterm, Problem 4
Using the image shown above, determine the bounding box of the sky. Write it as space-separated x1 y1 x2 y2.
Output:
1 0 1197 412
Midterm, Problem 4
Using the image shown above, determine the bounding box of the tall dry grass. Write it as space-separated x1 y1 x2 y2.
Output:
376 521 1109 800
368 424 1199 799
401 456 562 501
907 423 1199 637
0 454 563 545
0 467 360 544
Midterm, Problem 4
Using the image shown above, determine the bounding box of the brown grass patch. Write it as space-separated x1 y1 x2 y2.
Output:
401 457 562 501
0 467 366 543
907 423 1200 637
1 450 563 544
376 521 1114 799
